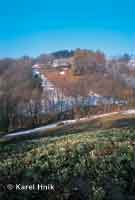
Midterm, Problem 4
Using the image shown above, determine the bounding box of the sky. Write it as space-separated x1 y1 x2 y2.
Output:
0 0 135 58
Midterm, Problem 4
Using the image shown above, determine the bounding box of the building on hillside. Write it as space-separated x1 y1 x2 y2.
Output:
128 59 135 69
52 58 71 68
32 64 41 78
32 64 41 69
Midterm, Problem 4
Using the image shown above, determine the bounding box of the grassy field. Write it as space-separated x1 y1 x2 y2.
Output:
1 124 135 199
1 113 135 199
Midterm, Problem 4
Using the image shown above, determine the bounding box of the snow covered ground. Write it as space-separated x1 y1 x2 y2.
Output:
3 109 135 139
122 110 135 115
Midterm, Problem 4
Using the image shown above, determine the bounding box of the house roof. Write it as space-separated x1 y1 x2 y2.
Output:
32 64 41 69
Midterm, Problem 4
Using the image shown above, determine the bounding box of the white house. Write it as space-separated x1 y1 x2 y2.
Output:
32 64 41 78
52 58 70 68
128 59 135 69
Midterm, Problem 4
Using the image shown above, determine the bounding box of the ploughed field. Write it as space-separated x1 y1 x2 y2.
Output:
1 126 135 199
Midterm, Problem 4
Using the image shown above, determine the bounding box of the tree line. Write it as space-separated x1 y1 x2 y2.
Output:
0 51 134 133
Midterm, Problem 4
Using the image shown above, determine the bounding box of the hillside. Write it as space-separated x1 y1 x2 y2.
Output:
41 68 130 98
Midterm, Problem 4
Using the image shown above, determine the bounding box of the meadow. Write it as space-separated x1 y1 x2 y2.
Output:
1 125 135 199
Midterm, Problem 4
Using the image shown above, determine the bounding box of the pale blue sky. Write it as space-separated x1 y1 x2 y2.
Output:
0 0 135 58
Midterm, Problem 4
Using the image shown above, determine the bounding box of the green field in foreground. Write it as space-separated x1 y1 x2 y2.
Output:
1 127 135 199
